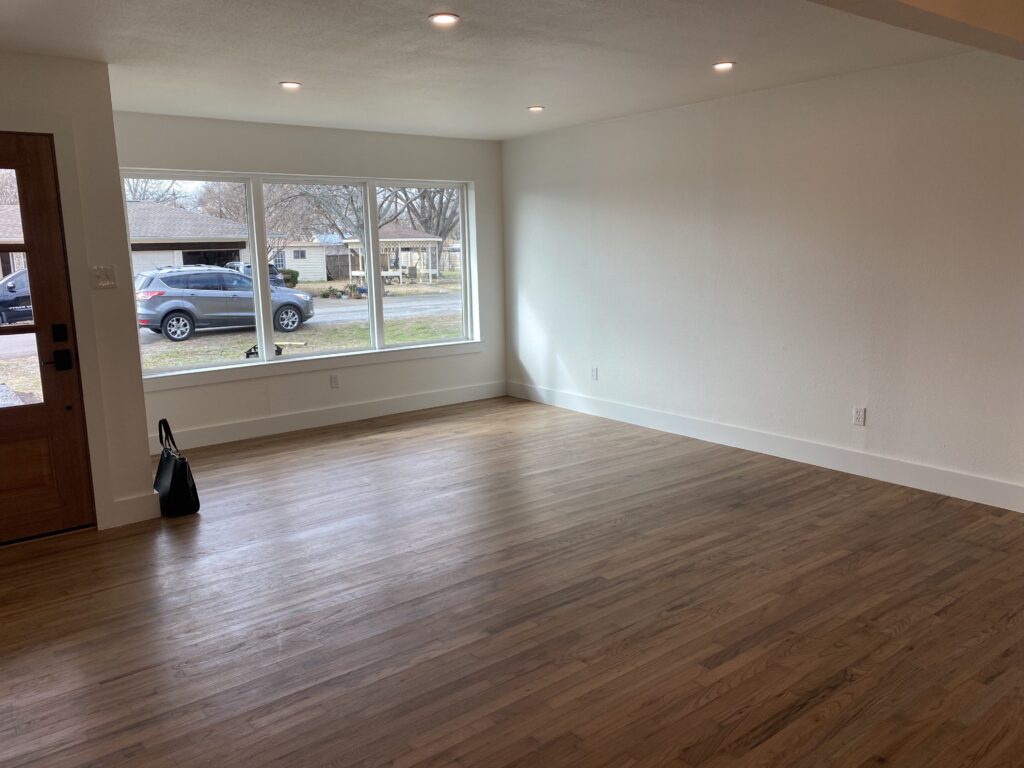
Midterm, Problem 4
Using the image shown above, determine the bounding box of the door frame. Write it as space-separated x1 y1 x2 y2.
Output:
0 129 95 542
3 107 160 533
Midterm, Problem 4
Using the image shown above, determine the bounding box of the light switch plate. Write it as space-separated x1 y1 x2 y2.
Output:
90 264 117 289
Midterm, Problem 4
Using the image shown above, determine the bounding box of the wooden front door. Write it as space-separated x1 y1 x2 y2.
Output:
0 132 93 544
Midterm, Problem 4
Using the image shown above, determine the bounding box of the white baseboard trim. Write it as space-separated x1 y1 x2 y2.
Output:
148 380 508 453
97 490 161 530
508 381 1024 514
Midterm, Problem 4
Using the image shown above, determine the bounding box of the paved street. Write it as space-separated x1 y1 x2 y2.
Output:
137 292 461 344
0 293 463 355
309 292 462 324
0 333 36 360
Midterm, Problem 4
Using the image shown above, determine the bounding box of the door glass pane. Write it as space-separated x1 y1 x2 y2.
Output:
376 186 466 346
0 253 32 327
0 333 43 407
123 178 259 373
263 182 371 358
0 167 21 230
1 170 32 328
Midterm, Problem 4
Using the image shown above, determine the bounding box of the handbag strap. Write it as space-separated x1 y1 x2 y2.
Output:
158 419 181 454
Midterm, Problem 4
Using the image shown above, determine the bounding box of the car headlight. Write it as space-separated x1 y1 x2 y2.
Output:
297 292 312 301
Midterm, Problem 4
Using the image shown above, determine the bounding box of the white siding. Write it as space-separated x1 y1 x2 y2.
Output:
286 244 327 281
131 250 181 273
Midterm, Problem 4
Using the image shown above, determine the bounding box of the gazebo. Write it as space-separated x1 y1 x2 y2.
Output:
344 224 443 284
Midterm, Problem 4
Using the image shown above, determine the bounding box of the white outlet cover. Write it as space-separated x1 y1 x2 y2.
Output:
90 264 117 289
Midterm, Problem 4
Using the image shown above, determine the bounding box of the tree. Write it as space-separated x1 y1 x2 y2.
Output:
0 170 18 205
122 178 191 206
395 187 461 243
194 181 247 223
186 182 462 274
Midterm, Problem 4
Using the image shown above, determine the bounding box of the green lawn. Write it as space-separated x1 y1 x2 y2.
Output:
140 314 464 372
0 356 43 404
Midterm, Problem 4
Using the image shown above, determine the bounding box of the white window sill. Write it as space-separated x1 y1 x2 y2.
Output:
142 339 483 392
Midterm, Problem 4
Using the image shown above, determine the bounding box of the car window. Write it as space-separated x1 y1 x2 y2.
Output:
134 275 151 290
160 275 188 289
220 273 252 291
187 273 222 291
267 265 280 275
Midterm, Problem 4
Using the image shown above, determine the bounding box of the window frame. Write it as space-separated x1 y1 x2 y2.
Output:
120 169 479 384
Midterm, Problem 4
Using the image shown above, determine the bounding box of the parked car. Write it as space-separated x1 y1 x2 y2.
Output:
225 261 286 287
0 269 33 325
134 265 314 341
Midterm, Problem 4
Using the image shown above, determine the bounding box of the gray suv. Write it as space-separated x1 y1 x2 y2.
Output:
225 261 286 287
135 266 314 341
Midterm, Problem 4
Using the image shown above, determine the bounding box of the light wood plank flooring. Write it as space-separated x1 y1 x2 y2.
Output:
3 397 1024 767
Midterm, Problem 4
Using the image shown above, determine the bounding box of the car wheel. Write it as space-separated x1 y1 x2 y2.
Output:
274 305 302 332
161 311 195 341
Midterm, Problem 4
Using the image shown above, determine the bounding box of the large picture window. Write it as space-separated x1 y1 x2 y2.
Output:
375 186 465 346
121 173 474 377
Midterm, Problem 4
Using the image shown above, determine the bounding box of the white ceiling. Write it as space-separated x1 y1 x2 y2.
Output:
0 0 966 140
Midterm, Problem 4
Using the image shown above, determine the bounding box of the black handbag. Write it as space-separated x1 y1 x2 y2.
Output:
154 419 200 517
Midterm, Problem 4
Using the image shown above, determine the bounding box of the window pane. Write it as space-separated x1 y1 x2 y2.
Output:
1 170 32 328
0 168 20 210
263 182 371 358
186 272 222 291
376 186 465 346
221 273 251 291
124 178 260 373
0 333 43 407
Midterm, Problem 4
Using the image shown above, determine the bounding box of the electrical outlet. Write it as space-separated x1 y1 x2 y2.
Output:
591 367 599 382
853 407 867 427
329 374 340 389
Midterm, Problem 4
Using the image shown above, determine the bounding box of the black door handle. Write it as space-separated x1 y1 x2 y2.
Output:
43 349 73 370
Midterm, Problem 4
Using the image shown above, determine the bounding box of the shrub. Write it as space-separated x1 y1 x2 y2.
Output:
280 269 299 288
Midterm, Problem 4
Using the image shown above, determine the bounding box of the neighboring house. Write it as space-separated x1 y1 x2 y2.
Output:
268 241 329 282
127 201 254 273
0 205 27 276
1 200 330 281
344 224 444 284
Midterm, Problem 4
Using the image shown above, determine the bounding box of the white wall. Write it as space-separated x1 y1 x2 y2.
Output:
0 52 158 528
114 112 505 450
504 52 1024 512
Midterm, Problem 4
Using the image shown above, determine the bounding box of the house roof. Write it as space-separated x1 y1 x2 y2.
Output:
124 200 250 242
343 224 443 245
0 202 439 248
0 200 250 244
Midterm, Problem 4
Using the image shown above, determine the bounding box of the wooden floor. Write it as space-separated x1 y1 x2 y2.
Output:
3 398 1024 767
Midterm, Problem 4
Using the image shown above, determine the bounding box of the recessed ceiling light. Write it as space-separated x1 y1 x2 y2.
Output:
279 81 302 90
527 105 545 113
713 61 735 72
429 12 460 27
